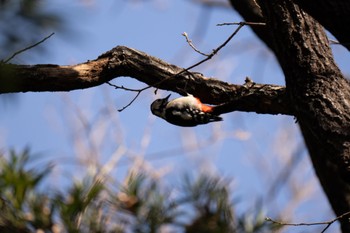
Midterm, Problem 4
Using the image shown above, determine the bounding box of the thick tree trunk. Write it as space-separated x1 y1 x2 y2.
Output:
256 0 350 232
230 0 350 230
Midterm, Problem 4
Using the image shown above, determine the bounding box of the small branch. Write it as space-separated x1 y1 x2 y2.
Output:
0 45 292 116
266 211 350 233
178 22 247 77
182 32 210 56
106 82 151 112
2 32 55 64
217 22 266 26
329 39 340 45
117 92 142 112
328 39 350 46
143 22 249 93
190 0 231 9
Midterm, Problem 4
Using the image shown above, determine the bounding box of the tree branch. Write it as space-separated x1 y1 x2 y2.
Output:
266 211 350 233
0 45 291 115
2 32 55 64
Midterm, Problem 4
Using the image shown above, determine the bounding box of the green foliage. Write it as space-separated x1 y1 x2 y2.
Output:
182 175 235 233
237 205 281 233
113 173 181 233
54 177 105 233
0 149 281 232
0 148 53 232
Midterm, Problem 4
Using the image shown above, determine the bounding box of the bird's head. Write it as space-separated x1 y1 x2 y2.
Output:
150 94 171 118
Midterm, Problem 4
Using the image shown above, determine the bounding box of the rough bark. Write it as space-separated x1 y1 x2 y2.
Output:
0 46 291 115
257 0 350 232
294 0 350 51
230 0 350 51
228 0 274 50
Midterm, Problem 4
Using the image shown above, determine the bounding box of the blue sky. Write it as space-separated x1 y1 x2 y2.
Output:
1 1 349 232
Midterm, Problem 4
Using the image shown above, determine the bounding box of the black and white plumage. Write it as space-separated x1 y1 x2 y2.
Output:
150 94 222 127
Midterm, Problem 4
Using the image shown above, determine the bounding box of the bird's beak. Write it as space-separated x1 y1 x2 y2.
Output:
164 94 171 101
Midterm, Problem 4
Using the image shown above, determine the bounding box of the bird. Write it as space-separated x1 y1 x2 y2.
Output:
150 94 222 127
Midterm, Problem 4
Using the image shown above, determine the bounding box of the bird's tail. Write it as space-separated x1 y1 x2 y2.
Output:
209 114 223 122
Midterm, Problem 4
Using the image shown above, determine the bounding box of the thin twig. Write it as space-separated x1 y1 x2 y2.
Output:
266 211 350 233
328 39 350 46
107 82 151 112
217 22 266 26
329 39 340 45
190 0 231 9
106 82 149 92
177 22 246 77
3 32 55 64
182 32 210 56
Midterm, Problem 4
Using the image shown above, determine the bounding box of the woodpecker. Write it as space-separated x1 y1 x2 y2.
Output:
150 94 222 127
